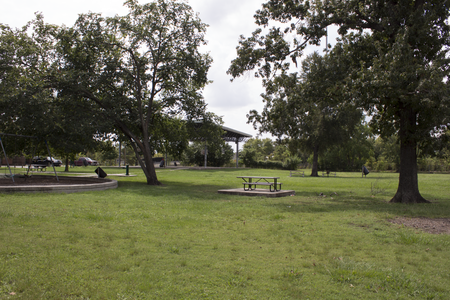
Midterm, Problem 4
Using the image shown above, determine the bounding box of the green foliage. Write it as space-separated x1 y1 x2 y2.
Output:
0 20 103 160
240 138 275 161
282 155 302 170
365 136 400 172
240 148 258 167
149 115 190 160
182 113 231 167
239 138 303 170
254 160 284 169
99 141 119 165
272 142 292 161
243 50 364 176
183 140 233 167
318 124 374 172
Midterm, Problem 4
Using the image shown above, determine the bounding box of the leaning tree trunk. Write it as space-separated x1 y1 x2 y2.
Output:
127 134 161 186
310 145 319 177
144 160 160 185
390 105 429 203
139 142 161 186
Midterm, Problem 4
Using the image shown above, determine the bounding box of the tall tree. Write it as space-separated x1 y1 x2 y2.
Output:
55 0 212 185
0 19 102 164
246 50 362 176
0 20 56 138
1 0 212 185
228 0 450 202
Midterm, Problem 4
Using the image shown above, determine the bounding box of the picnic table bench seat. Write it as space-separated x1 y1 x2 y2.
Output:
322 171 336 177
289 170 304 177
30 164 47 171
238 176 282 192
242 181 283 192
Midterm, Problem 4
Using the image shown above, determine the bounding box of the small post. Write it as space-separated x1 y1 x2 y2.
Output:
126 164 129 176
235 140 239 168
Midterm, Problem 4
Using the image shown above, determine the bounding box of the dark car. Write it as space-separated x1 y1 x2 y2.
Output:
32 156 62 167
74 157 98 166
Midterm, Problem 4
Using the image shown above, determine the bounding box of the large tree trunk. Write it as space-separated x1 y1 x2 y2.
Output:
127 135 161 185
310 145 319 177
390 105 429 203
140 144 161 185
144 158 160 185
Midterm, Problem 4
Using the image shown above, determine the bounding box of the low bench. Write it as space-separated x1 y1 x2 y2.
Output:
242 181 282 192
322 171 336 177
30 165 47 172
237 176 282 192
289 170 304 177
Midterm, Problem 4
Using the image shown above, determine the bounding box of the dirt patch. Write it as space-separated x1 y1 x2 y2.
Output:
388 217 450 235
0 175 102 186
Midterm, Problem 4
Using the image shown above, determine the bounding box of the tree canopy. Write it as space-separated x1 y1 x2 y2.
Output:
246 49 363 176
0 0 214 185
228 0 450 203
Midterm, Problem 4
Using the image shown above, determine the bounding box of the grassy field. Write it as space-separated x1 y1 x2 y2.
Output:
1 166 449 299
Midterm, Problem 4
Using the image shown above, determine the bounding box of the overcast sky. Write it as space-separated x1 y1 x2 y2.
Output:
1 0 328 140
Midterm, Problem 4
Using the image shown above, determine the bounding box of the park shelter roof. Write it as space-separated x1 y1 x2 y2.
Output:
191 121 252 143
191 121 252 167
221 126 252 143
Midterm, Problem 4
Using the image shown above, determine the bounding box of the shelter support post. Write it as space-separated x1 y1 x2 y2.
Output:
204 143 207 168
235 141 239 168
118 141 122 167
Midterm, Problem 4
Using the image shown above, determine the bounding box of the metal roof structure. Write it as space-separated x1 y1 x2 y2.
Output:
221 125 252 143
191 122 252 168
221 126 252 168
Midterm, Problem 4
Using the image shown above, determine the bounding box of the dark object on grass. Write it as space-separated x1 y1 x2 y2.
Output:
95 167 107 178
362 166 369 177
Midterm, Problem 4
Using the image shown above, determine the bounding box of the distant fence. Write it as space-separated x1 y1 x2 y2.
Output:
1 156 28 166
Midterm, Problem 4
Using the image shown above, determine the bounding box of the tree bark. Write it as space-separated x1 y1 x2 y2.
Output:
65 157 70 172
142 145 160 186
129 138 161 186
390 105 429 203
144 161 160 185
310 144 319 177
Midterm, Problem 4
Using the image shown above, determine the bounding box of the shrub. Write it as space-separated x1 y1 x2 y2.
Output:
282 156 301 170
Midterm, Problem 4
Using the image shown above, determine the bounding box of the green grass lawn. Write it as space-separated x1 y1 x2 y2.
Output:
1 167 449 299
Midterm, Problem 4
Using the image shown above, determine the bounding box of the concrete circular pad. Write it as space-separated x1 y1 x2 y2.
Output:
0 175 118 194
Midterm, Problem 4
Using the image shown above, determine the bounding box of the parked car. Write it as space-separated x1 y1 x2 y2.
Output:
31 156 62 167
87 158 99 166
74 157 98 166
49 157 63 167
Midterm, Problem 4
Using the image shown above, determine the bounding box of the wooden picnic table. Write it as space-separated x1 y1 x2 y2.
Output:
237 176 282 192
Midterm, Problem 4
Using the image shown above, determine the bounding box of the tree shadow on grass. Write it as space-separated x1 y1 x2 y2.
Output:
115 179 234 199
265 191 449 219
112 172 449 218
